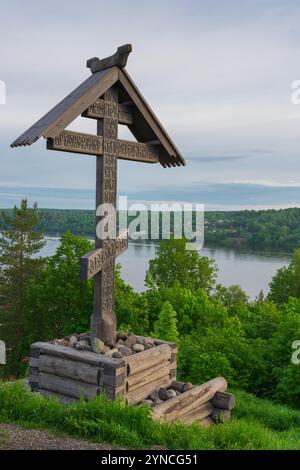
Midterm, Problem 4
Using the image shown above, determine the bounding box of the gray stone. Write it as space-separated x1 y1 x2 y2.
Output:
75 340 89 350
79 332 90 342
117 331 128 341
105 348 118 357
167 389 177 399
68 335 78 348
103 346 111 354
92 338 105 354
158 387 169 401
116 338 125 346
144 343 153 350
136 336 145 345
125 335 137 348
112 351 123 359
53 339 69 347
149 390 160 401
183 382 194 392
117 345 132 356
132 343 145 353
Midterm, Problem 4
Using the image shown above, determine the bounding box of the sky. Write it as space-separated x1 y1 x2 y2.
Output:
1 0 300 209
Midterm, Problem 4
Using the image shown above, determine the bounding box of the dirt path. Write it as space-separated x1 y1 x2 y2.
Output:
0 423 120 450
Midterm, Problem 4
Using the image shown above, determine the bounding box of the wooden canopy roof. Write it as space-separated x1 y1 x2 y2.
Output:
11 45 185 168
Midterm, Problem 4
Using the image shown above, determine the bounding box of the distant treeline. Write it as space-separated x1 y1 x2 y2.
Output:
1 207 300 251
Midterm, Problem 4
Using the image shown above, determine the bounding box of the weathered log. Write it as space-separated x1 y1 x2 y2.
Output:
151 377 227 422
126 361 171 393
211 408 232 423
39 355 101 385
32 342 125 368
126 375 172 405
39 389 77 405
211 391 236 411
126 343 171 376
178 402 214 425
39 372 100 400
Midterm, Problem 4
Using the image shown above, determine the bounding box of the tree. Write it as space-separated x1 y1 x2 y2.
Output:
0 199 45 376
153 301 178 342
24 232 93 346
268 249 300 305
145 237 217 292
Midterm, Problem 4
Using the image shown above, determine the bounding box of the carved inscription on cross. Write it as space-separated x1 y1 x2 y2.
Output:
86 85 122 346
46 84 161 346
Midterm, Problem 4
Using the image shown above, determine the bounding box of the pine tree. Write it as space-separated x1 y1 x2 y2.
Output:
154 301 179 343
0 199 45 376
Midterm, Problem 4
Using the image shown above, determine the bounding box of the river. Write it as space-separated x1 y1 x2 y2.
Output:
40 237 292 299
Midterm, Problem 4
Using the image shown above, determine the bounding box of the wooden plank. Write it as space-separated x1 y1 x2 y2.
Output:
87 44 132 73
151 377 227 422
126 375 172 405
39 355 101 385
82 99 133 125
115 231 128 257
11 67 118 146
178 402 214 425
29 357 40 368
126 361 171 393
32 342 125 369
211 391 236 411
126 343 171 376
39 389 77 405
39 372 100 400
80 247 103 281
103 138 159 164
118 69 185 167
47 131 103 156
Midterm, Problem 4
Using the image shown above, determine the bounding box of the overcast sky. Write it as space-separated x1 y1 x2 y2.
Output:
1 0 300 209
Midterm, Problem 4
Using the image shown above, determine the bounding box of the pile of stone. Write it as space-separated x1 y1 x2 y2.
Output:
51 331 156 359
141 380 194 407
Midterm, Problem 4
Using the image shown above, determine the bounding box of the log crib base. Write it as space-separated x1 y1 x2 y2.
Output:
28 335 235 427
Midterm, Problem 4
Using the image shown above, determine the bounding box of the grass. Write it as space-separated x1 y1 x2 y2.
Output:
0 382 299 450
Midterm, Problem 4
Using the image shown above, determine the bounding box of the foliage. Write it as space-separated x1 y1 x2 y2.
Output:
0 382 300 450
268 249 300 305
145 237 217 292
23 231 93 348
153 301 178 343
0 200 45 376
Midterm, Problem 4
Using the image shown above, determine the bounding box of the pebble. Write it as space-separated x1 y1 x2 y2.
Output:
144 343 153 350
92 338 105 354
167 389 177 399
116 339 125 346
132 343 145 353
112 351 123 359
79 333 90 342
153 399 164 405
125 335 137 348
158 387 169 401
136 336 145 345
117 331 128 341
149 391 160 401
75 340 89 350
183 382 193 392
53 339 69 347
68 336 78 348
105 348 118 358
117 345 132 356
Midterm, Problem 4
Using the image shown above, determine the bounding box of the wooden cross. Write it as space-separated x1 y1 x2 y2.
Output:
11 44 185 346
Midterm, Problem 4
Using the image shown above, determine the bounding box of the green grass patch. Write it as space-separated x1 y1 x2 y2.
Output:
0 382 299 450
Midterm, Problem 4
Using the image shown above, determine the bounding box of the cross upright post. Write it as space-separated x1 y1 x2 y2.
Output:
92 85 119 345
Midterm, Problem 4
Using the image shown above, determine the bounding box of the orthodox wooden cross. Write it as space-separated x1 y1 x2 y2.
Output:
11 44 185 346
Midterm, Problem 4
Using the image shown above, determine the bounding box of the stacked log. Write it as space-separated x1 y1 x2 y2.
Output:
29 342 126 402
125 343 175 405
151 378 236 427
